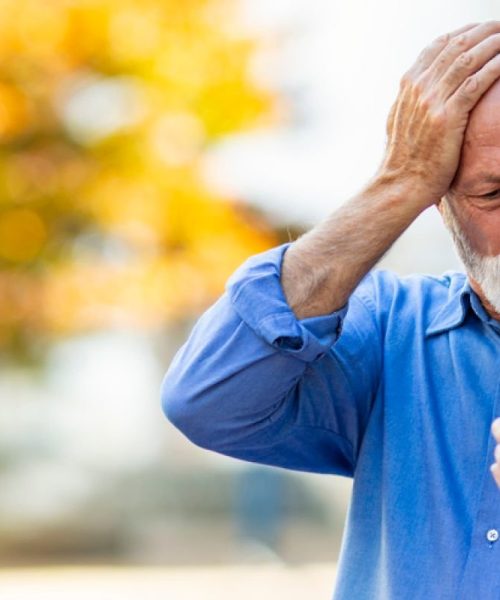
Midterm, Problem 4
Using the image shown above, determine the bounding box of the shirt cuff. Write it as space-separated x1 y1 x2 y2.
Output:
225 242 348 362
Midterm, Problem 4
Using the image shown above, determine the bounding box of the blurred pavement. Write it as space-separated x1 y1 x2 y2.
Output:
0 564 337 600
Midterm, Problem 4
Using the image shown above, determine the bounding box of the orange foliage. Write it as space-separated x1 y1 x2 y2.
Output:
0 0 280 358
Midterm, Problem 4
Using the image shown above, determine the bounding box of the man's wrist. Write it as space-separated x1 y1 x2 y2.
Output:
367 169 440 214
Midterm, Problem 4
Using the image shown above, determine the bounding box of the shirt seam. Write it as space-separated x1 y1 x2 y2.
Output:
340 288 384 464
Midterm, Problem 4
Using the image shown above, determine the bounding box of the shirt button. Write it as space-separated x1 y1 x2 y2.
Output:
486 529 499 543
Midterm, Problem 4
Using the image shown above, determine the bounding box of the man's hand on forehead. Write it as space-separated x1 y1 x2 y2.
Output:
379 22 500 209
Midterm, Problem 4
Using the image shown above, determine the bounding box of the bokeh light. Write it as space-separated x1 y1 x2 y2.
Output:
0 0 280 362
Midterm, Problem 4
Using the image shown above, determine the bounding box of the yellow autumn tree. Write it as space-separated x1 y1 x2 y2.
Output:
0 0 282 361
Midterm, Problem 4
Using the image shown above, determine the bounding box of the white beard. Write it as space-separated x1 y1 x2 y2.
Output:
440 195 500 313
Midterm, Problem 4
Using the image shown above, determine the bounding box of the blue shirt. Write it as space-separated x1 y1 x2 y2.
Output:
161 241 500 599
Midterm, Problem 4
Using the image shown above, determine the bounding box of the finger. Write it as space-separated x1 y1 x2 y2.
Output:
425 21 500 83
490 463 500 487
408 23 480 78
495 444 500 462
492 418 500 442
448 54 500 114
439 33 500 100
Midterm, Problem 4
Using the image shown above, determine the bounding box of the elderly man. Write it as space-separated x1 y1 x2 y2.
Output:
162 22 500 599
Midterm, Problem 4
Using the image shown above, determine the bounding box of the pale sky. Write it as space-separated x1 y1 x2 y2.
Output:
204 0 499 274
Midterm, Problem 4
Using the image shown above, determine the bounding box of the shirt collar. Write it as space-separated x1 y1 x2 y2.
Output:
424 272 500 337
424 274 471 337
467 283 500 333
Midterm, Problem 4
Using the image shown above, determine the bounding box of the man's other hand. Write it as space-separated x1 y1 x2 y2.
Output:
491 418 500 487
380 22 500 209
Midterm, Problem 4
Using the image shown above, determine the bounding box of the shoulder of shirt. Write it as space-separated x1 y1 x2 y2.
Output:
350 268 468 336
356 267 466 298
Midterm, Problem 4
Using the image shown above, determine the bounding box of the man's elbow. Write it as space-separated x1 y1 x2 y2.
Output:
160 376 217 450
161 383 187 430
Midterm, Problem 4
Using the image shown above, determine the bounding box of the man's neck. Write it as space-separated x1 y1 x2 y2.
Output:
468 276 500 321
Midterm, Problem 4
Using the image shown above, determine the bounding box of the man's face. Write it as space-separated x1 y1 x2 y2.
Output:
443 78 500 255
439 78 500 313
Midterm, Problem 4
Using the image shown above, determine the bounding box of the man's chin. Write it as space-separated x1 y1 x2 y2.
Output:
463 255 500 316
440 197 500 315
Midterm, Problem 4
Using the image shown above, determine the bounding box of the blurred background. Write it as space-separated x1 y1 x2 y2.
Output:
0 0 497 598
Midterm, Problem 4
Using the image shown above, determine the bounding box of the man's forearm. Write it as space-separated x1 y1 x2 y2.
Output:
281 21 500 321
281 175 431 319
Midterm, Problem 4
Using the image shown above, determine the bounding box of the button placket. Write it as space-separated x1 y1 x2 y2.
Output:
457 377 500 600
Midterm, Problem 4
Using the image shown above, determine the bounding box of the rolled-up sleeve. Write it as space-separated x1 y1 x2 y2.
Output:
226 242 348 361
161 242 380 475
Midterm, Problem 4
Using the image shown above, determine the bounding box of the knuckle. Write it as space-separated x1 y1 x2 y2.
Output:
443 52 476 86
452 33 468 49
425 90 439 104
418 95 432 112
434 33 450 46
420 88 438 105
412 81 425 97
457 50 474 68
429 109 446 127
463 74 479 94
412 74 427 93
436 55 449 70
